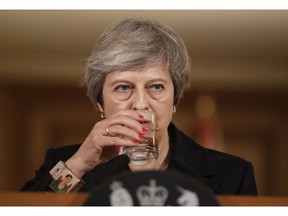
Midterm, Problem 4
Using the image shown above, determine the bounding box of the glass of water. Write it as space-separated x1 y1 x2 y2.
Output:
123 111 158 165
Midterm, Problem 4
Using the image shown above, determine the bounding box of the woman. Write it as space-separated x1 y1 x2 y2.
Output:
21 17 258 195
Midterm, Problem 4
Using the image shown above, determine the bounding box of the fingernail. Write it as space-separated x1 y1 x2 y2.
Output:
138 114 144 119
139 134 144 140
142 127 147 134
133 140 138 144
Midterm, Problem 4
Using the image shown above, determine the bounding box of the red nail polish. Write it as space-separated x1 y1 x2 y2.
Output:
142 127 147 134
139 134 144 140
139 114 144 119
133 140 138 144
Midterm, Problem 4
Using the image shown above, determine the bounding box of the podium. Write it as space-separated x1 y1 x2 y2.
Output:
0 192 288 206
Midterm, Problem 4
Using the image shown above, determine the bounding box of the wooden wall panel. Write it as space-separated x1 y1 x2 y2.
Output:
0 84 287 195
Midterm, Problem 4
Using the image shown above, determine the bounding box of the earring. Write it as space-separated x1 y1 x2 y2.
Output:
97 103 106 118
100 110 106 118
173 105 177 113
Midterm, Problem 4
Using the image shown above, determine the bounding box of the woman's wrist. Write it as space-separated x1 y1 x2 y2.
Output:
65 158 86 179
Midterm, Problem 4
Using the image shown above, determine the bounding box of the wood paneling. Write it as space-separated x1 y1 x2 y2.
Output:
0 84 287 195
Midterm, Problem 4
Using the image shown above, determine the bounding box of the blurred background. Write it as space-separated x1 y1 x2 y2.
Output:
0 10 287 195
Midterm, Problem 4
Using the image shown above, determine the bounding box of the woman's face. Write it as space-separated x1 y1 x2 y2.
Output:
101 63 174 140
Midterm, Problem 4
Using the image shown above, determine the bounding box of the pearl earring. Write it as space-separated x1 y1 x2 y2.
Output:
173 105 177 113
100 110 106 118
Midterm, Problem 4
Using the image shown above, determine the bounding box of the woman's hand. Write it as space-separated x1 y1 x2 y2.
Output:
65 110 148 178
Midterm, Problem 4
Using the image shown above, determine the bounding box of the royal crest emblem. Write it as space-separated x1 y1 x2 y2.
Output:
136 179 169 206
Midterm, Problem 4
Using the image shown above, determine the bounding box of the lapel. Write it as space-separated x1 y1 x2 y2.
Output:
168 123 221 193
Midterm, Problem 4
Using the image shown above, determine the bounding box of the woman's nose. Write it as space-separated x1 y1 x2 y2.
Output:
132 91 149 110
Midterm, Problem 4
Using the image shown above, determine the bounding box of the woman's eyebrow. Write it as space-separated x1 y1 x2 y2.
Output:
109 79 133 86
146 78 169 83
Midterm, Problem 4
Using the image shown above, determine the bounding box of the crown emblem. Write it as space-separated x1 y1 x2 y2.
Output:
136 179 168 206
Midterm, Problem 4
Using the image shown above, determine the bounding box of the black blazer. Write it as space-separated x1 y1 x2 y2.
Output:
21 123 258 195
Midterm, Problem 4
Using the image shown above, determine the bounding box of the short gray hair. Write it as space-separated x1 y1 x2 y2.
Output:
84 17 190 106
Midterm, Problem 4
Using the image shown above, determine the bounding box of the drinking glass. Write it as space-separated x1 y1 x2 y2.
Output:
123 111 158 165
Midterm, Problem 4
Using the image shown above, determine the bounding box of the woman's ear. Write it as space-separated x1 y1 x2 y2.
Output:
96 102 104 113
97 102 106 118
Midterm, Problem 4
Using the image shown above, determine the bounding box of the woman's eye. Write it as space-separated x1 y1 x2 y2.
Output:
150 84 164 91
115 85 131 92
